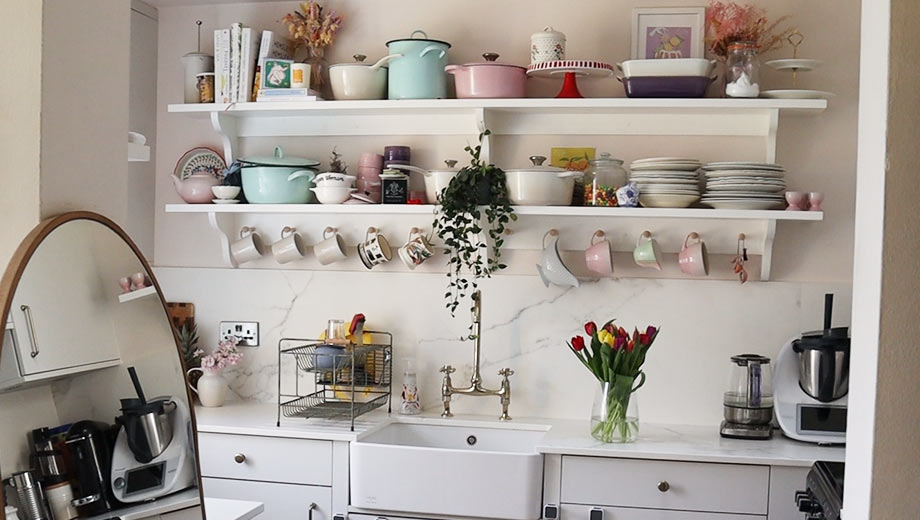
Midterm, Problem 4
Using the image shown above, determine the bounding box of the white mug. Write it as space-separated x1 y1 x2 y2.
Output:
272 226 306 264
398 227 435 269
358 227 392 269
230 226 265 265
314 227 348 265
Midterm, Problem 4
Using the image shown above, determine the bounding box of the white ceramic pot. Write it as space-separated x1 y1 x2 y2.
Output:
314 172 357 187
388 161 460 203
505 156 582 206
187 368 228 407
329 54 400 100
311 186 357 204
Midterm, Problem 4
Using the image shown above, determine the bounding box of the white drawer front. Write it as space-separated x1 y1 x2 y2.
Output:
198 433 332 486
560 504 766 520
561 456 769 515
348 515 432 520
203 477 332 520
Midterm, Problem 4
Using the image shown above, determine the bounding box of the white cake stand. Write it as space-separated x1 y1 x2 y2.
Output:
526 60 614 98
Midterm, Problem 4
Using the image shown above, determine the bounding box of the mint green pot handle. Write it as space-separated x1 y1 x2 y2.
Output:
288 169 316 182
420 44 446 60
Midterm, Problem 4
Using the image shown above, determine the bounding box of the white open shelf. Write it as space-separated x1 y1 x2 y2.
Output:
118 285 157 303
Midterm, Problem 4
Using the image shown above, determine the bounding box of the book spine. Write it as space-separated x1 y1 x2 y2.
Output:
217 29 231 103
229 23 242 102
213 29 223 103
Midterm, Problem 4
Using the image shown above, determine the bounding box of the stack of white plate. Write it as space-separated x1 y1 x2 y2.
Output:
701 162 787 210
629 157 702 208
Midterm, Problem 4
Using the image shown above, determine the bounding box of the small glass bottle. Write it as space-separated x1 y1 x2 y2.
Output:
584 152 627 207
400 358 421 415
724 42 761 98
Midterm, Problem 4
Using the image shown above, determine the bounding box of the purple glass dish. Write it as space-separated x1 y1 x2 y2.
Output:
619 75 715 98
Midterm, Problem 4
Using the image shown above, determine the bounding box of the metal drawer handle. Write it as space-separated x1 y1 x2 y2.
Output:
234 453 246 464
658 480 670 492
20 305 39 358
307 502 316 520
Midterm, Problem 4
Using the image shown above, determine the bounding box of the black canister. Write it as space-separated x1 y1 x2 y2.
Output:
381 170 409 204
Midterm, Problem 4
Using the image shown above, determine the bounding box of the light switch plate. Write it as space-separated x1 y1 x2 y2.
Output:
219 321 259 347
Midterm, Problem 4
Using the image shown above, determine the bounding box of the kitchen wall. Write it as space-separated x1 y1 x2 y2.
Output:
152 1 860 424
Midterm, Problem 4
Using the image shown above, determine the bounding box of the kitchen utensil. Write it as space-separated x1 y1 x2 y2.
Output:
808 192 825 211
211 185 241 200
617 58 715 77
678 232 709 276
537 230 579 288
386 30 451 99
28 427 67 486
505 155 582 206
330 54 400 100
633 231 663 270
530 26 566 63
398 227 435 270
65 421 119 516
619 75 715 98
230 226 265 265
526 60 614 98
271 226 307 264
388 161 459 203
314 227 348 265
312 186 357 204
3 471 50 520
358 227 392 269
446 53 527 98
720 354 774 440
239 146 319 204
584 230 613 276
43 481 77 520
181 52 213 103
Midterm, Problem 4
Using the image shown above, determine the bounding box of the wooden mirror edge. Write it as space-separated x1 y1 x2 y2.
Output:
0 211 207 518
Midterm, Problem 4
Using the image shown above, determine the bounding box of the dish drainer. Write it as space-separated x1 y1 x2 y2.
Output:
277 331 392 431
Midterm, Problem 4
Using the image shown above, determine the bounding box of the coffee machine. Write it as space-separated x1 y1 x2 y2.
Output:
720 354 774 440
775 294 849 444
64 421 120 517
109 367 195 503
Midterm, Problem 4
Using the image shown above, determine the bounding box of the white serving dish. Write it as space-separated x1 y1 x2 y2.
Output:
617 59 715 78
505 158 582 206
310 186 357 204
761 89 835 100
639 193 700 208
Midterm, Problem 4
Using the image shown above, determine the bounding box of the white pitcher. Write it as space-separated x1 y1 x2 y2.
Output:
186 367 229 407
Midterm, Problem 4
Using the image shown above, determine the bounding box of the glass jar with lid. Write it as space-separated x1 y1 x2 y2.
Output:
724 41 761 98
584 152 627 206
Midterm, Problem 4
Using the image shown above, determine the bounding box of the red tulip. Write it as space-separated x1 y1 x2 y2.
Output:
571 335 585 351
646 325 657 337
627 340 635 352
618 326 628 338
639 333 649 345
614 336 626 350
604 322 615 334
585 322 597 336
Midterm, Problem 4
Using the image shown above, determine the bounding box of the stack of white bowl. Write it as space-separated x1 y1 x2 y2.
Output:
700 162 787 209
629 157 702 208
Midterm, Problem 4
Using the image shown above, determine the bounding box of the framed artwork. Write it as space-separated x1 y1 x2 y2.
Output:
631 7 706 60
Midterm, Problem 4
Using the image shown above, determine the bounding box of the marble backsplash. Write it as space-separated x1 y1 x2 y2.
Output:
154 267 851 426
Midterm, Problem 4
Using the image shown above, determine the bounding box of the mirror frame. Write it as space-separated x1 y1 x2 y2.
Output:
0 211 205 514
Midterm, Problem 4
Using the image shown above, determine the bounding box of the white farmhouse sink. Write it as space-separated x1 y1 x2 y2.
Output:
351 422 546 520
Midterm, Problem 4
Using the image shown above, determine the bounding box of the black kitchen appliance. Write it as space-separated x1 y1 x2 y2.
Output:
64 421 120 517
795 461 844 520
28 427 68 486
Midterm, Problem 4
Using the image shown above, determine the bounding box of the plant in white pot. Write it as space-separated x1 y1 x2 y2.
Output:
186 336 243 407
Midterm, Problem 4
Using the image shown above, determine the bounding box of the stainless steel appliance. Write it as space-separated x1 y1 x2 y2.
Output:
720 354 774 440
28 427 67 486
3 470 51 520
64 421 120 517
795 461 844 520
775 294 849 444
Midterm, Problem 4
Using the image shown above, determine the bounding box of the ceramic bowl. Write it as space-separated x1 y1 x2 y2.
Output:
211 185 241 200
314 172 357 188
311 186 357 204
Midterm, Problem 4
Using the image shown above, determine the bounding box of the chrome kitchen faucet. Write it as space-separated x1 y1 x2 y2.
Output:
440 290 514 421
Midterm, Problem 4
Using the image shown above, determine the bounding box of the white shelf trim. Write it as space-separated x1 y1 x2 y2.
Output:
117 285 157 303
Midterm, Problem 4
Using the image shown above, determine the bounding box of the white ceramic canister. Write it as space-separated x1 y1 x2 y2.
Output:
45 481 78 520
181 52 214 103
531 26 566 64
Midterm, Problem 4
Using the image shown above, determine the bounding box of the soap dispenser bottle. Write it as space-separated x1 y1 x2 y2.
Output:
400 359 421 415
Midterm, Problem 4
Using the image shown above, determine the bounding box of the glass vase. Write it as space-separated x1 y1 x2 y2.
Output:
591 377 639 443
306 48 331 100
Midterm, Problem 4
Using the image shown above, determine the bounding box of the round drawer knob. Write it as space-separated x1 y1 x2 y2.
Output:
234 453 246 464
657 481 670 492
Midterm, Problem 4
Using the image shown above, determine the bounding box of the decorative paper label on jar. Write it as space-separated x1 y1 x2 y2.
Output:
381 171 409 204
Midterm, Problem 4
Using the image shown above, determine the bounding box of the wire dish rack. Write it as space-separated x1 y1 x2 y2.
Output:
277 332 392 431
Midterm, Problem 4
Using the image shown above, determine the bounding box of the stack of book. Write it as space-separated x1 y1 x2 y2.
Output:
213 25 319 103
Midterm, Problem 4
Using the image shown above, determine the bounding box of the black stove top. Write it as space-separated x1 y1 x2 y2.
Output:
797 461 845 519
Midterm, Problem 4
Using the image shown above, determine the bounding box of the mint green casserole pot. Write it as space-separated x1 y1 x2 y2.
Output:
240 146 320 204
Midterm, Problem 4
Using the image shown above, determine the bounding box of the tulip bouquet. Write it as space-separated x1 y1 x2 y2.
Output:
567 320 659 443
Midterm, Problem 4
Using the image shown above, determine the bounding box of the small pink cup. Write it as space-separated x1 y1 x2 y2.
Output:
808 192 824 211
678 233 709 277
118 277 131 293
131 272 148 290
358 152 384 169
785 191 807 211
584 231 614 276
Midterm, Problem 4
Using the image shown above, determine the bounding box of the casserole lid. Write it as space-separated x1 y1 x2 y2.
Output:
240 146 320 168
460 53 526 71
386 29 451 48
505 155 567 174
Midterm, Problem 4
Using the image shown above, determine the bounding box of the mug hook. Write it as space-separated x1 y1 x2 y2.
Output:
240 226 255 239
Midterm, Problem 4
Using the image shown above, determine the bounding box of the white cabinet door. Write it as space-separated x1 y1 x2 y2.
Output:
560 504 766 520
202 478 331 520
197 433 332 486
768 466 809 520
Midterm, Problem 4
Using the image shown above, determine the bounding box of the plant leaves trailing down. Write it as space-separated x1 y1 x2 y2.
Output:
433 130 516 339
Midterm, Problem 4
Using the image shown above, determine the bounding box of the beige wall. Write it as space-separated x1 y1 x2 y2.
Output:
870 0 920 514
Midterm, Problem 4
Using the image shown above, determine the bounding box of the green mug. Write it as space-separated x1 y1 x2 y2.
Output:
634 231 663 270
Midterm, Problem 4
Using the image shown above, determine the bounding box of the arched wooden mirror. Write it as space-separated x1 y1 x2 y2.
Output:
0 212 205 519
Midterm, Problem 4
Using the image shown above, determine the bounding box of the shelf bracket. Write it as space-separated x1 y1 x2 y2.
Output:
764 109 779 164
207 211 238 268
211 111 239 164
760 219 777 281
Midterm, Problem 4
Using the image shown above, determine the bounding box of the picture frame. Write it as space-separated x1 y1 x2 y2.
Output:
260 58 293 89
631 7 706 60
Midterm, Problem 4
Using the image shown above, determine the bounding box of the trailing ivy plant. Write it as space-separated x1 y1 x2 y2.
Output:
433 130 516 339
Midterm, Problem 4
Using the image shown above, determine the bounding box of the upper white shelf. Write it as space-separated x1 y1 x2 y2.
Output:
117 286 157 303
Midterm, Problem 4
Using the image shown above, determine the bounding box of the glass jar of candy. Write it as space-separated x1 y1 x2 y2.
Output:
584 153 627 206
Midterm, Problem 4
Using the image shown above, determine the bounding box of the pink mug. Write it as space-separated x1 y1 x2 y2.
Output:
678 232 709 277
584 230 614 276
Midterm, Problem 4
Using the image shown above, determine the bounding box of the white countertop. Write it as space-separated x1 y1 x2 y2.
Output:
83 489 263 520
204 498 264 520
195 401 844 467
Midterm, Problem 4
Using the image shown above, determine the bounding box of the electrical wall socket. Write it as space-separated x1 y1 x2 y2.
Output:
220 321 259 347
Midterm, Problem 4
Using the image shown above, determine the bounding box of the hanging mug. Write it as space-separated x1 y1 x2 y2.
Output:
678 232 709 276
633 231 663 270
584 230 614 276
230 227 265 265
398 227 435 269
271 226 307 264
314 227 348 265
357 227 392 269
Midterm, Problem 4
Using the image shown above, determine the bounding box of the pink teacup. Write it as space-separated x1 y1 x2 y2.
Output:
131 272 148 290
584 230 614 276
785 191 807 211
808 192 824 211
678 233 709 277
118 277 131 293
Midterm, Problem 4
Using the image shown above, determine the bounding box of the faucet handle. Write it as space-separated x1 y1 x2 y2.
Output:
498 368 514 378
440 365 456 374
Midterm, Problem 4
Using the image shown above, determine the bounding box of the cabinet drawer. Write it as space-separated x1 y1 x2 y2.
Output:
198 433 332 486
561 456 769 515
560 504 765 520
203 477 332 520
349 515 430 520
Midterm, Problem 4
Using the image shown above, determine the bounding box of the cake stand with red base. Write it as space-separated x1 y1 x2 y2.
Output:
526 60 615 98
